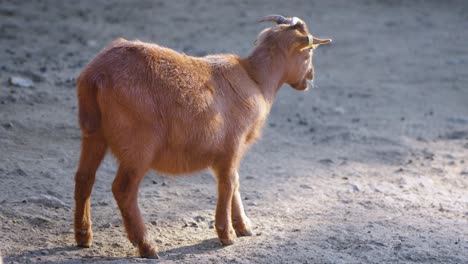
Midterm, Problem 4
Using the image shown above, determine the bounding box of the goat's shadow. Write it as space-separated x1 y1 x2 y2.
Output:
3 238 223 263
158 238 222 260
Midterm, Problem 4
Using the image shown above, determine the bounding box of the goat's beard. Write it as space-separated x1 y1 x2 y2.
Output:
307 80 316 90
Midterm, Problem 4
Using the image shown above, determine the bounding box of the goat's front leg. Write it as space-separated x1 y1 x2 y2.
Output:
231 172 253 236
213 167 238 245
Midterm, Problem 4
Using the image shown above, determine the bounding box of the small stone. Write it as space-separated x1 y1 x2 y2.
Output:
14 168 27 176
100 223 111 228
318 159 334 165
193 216 205 222
184 221 198 227
87 40 97 47
2 122 13 129
298 119 308 126
41 250 48 255
299 184 314 190
27 194 68 208
350 183 361 192
9 76 34 88
161 181 167 186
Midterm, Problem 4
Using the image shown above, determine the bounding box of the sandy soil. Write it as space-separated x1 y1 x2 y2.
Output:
0 0 467 263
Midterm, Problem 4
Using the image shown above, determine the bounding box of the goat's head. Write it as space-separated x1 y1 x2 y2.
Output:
257 15 331 91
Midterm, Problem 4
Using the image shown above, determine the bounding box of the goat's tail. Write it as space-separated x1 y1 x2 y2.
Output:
77 73 101 134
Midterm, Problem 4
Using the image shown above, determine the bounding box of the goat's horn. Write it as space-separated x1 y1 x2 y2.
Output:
258 14 291 25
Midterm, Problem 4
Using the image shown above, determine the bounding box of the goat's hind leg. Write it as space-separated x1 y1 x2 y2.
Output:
74 131 107 247
112 165 158 258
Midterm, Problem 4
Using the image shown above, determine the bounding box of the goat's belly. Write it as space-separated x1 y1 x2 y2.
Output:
151 148 214 175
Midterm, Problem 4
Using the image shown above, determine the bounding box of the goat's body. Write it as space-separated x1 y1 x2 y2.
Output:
79 39 267 175
73 18 328 257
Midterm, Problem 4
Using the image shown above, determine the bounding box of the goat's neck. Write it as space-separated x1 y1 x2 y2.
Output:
242 48 287 104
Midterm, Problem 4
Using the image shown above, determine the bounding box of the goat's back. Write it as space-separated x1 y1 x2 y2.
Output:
78 39 265 174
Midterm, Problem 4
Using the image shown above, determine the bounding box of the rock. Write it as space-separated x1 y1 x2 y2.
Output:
1 122 13 129
13 168 27 176
183 221 197 228
299 184 314 190
100 223 111 228
442 130 468 140
298 119 308 126
9 76 34 88
193 216 206 222
461 169 468 176
87 40 97 47
318 159 334 165
349 183 361 192
41 250 48 255
27 194 69 208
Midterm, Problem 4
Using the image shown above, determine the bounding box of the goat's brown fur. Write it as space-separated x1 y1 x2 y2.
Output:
74 18 331 258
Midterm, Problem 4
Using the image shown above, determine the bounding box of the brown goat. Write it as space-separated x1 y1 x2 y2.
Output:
74 15 331 258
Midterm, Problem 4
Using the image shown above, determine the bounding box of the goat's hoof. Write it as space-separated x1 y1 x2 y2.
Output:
138 242 159 259
75 229 93 248
220 237 236 246
217 226 237 246
235 225 253 237
234 220 253 237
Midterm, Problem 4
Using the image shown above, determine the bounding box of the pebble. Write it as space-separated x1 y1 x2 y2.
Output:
1 122 13 129
9 76 34 88
443 130 467 140
193 215 206 222
318 159 334 165
349 183 361 192
13 168 27 176
27 194 69 208
299 184 314 190
100 223 111 228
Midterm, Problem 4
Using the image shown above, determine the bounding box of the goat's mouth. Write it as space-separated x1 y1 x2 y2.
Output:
291 79 309 91
291 70 313 91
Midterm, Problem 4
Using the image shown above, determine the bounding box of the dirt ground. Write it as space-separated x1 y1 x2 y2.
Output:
0 0 467 263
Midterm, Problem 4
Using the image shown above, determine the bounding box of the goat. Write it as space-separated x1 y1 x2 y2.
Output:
74 15 331 258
